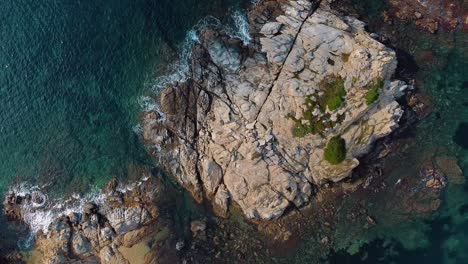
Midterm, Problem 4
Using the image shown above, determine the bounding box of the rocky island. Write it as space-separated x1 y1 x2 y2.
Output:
4 0 463 263
141 0 408 220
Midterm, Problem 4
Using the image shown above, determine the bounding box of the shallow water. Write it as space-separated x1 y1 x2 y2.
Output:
322 1 468 263
0 0 466 262
0 0 250 254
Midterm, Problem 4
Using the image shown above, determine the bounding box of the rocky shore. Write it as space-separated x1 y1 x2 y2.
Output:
3 0 464 263
141 0 409 220
3 177 168 264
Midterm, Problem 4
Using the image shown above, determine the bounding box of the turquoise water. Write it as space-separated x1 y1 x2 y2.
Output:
0 0 249 195
0 0 250 255
323 1 468 263
0 0 466 262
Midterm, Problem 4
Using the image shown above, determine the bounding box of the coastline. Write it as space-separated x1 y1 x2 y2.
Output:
2 0 467 263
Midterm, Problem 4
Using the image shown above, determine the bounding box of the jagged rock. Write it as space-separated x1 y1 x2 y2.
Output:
141 0 406 220
83 202 97 215
260 22 283 35
71 233 92 256
100 245 129 264
4 177 161 264
213 184 230 218
191 220 207 238
106 206 151 234
387 0 467 33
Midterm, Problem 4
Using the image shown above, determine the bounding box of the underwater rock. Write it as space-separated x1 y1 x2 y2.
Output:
387 0 467 33
436 156 465 185
420 164 447 189
191 220 207 238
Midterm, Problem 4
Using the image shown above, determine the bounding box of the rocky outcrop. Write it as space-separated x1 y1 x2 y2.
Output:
141 0 409 220
4 178 161 264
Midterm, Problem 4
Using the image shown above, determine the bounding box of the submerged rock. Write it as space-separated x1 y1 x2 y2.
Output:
141 0 407 220
387 0 467 33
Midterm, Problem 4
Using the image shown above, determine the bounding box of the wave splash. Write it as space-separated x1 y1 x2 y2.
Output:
7 176 151 237
145 9 252 97
138 9 252 119
150 16 221 92
230 10 252 46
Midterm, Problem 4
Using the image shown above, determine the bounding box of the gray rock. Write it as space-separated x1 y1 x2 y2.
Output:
260 22 283 35
71 233 91 256
142 0 405 220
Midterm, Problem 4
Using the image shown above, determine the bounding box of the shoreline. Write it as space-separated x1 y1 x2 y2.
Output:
2 0 467 263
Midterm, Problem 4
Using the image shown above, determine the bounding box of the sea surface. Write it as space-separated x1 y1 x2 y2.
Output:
0 0 250 253
0 0 466 263
0 0 250 195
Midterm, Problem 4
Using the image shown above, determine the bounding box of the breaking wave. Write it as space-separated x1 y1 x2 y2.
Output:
230 10 252 45
148 9 252 94
7 175 152 238
151 16 221 92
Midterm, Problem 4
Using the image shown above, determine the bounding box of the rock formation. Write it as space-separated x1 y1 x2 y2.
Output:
141 0 409 220
4 178 161 264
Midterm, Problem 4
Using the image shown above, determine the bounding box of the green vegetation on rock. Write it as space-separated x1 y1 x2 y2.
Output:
365 78 384 105
287 77 347 138
319 78 347 111
324 136 346 165
287 95 346 138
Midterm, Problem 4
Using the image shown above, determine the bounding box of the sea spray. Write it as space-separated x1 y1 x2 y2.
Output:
230 10 252 45
148 9 252 94
7 176 151 238
8 183 103 235
151 16 221 92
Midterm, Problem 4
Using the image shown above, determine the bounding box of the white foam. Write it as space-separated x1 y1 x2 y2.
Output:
230 10 252 45
137 9 251 131
7 176 151 235
150 10 252 92
151 16 221 92
137 95 166 122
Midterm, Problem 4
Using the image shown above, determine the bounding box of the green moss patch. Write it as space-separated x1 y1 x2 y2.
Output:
365 78 384 105
324 136 346 165
287 95 346 138
287 77 348 138
319 78 347 111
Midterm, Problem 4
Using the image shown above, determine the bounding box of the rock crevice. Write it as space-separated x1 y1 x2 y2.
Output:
141 0 408 220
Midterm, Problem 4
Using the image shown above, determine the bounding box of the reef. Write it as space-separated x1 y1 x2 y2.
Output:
386 0 468 33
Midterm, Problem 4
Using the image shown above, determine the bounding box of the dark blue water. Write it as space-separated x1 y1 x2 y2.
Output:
0 0 251 255
0 0 466 262
0 0 250 194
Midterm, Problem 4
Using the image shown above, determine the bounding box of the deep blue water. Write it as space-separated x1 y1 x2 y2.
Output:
0 0 466 263
0 0 250 194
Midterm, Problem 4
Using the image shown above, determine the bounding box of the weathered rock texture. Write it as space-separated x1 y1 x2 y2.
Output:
4 179 161 264
141 0 407 220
